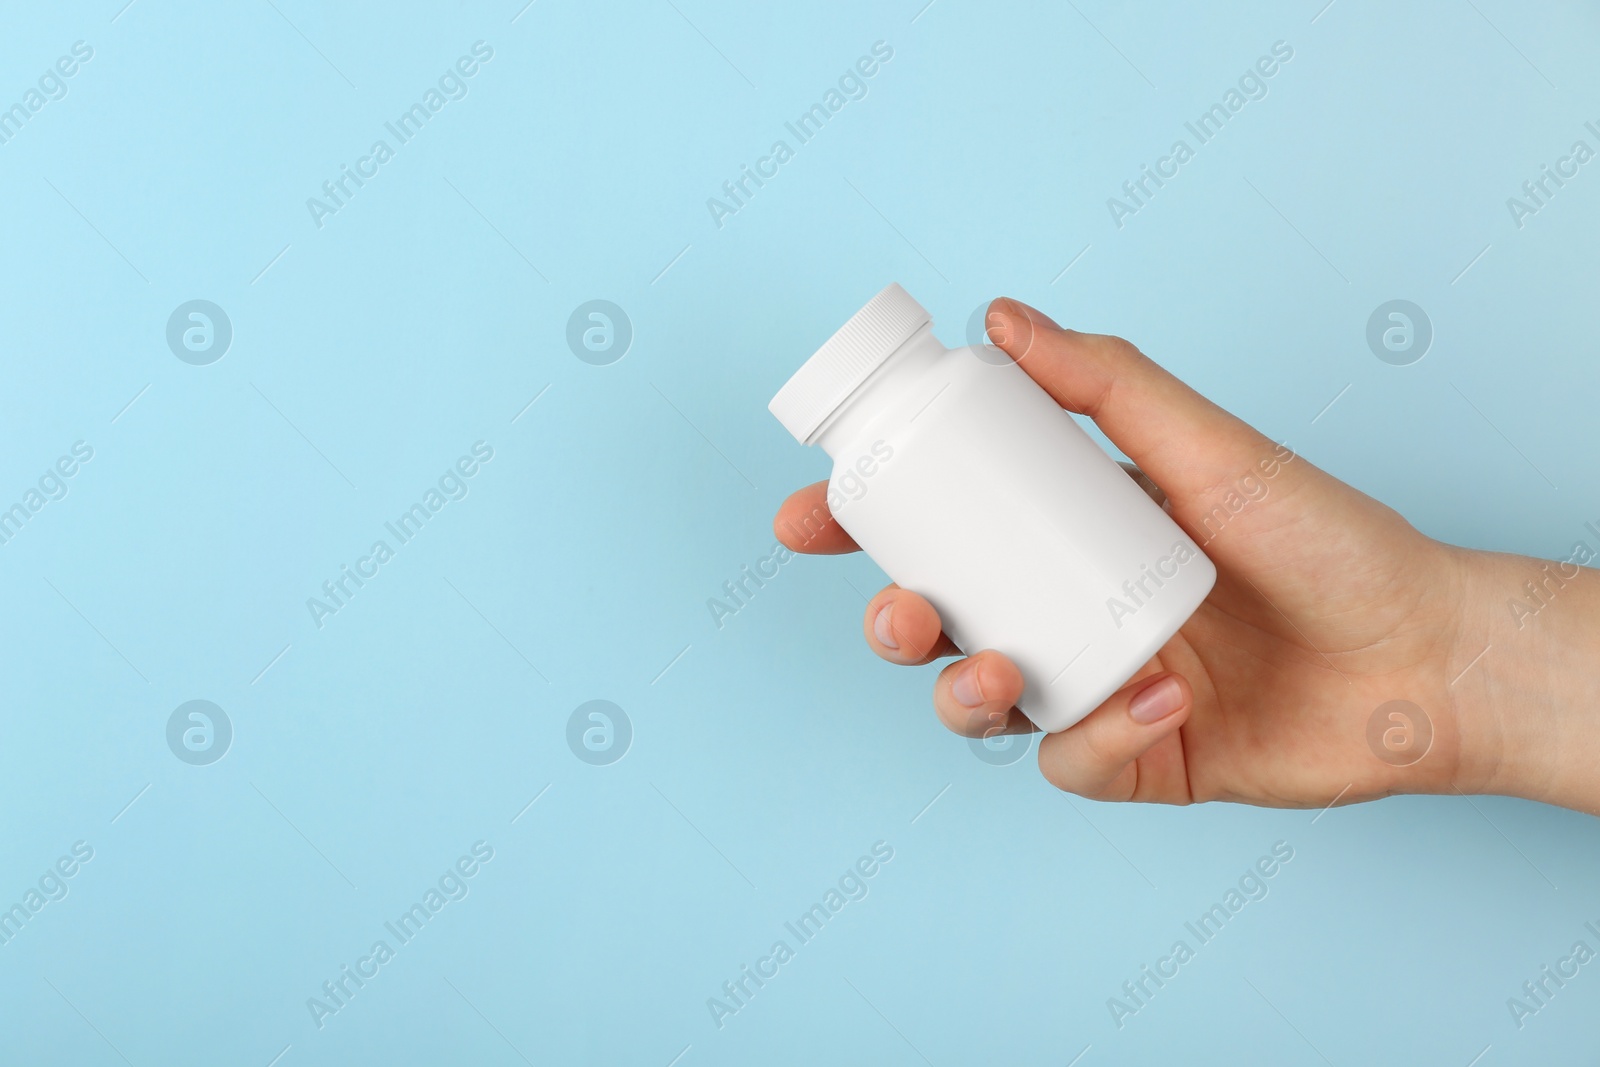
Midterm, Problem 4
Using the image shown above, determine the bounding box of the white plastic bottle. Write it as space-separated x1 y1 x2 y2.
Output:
769 283 1216 732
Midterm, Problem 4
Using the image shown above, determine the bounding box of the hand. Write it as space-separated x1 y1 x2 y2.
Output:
773 298 1600 813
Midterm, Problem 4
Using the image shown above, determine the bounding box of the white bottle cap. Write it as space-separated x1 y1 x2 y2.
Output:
769 282 931 444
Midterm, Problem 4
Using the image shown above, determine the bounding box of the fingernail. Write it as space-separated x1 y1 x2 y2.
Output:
1000 297 1060 330
1129 677 1184 724
872 603 899 649
986 309 1014 345
951 663 985 708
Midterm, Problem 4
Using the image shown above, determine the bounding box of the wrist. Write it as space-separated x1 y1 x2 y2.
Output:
1446 546 1600 813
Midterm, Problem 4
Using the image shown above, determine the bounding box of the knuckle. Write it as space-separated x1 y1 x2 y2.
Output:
1075 722 1127 773
1038 749 1095 798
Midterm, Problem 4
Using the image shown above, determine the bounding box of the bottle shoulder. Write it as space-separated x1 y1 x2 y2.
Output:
825 345 995 461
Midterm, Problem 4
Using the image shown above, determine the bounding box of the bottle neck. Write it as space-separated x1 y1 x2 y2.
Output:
812 325 945 459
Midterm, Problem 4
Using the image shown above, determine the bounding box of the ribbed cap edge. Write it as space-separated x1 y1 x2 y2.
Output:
768 283 930 443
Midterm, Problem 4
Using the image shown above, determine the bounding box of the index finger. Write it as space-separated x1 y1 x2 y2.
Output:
773 481 859 554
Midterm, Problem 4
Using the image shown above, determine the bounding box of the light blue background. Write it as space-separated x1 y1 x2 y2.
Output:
2 0 1598 1064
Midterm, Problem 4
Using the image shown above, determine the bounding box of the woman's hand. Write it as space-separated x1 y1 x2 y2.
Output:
773 298 1600 814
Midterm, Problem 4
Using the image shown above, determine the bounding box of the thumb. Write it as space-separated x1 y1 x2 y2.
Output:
984 297 1299 511
983 297 1416 632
